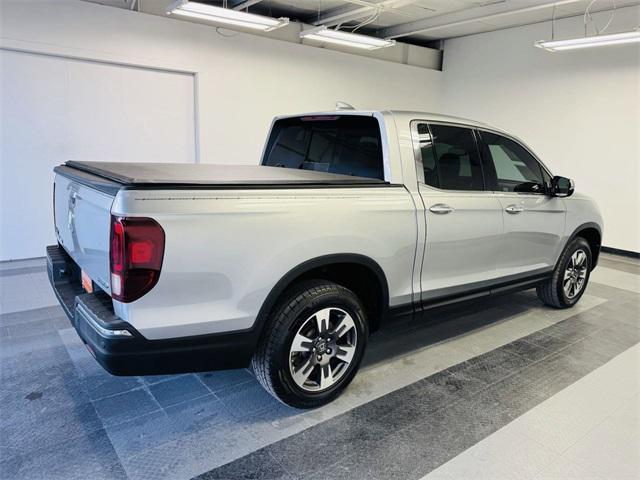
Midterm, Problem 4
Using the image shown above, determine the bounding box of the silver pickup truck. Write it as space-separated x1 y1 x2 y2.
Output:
48 109 603 408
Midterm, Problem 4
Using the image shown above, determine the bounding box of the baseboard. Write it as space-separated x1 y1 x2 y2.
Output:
601 246 640 259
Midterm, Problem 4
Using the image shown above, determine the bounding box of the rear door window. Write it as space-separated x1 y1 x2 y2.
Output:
262 116 384 180
428 124 485 191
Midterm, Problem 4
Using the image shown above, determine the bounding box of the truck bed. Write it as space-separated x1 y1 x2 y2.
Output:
56 161 385 194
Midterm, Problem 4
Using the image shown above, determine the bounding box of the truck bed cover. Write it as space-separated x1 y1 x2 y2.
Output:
56 161 385 194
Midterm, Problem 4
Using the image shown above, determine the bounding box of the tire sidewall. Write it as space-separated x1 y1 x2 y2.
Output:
556 238 591 307
272 284 368 405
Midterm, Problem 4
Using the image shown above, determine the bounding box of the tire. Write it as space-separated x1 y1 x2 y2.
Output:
252 279 368 409
537 237 591 309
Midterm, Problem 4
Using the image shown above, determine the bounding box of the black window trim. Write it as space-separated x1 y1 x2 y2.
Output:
475 128 552 196
262 112 393 183
411 119 487 193
411 119 554 195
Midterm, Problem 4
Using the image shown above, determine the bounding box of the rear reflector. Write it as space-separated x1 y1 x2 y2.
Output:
109 216 165 303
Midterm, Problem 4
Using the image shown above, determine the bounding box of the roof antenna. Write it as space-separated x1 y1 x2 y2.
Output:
335 101 355 111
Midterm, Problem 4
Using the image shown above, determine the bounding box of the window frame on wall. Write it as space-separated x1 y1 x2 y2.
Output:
411 120 487 192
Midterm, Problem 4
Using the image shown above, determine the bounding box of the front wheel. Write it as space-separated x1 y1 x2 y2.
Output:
252 280 368 408
537 237 592 308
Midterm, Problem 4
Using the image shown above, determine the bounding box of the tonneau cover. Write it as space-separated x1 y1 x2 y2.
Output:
62 161 385 187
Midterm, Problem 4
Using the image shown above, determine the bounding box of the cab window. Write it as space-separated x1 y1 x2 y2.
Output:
263 116 384 181
479 131 545 193
426 124 485 191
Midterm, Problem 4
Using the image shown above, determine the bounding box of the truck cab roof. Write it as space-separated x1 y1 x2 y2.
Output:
273 109 508 135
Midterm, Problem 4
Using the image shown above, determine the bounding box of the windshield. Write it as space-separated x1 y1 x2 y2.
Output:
262 115 384 181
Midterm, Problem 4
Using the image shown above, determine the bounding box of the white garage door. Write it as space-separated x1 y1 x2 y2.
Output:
0 50 196 261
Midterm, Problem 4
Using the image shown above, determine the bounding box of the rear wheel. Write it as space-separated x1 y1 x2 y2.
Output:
537 237 591 308
252 280 368 408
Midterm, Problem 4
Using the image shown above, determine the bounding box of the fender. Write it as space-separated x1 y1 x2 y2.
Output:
557 222 602 270
253 253 390 339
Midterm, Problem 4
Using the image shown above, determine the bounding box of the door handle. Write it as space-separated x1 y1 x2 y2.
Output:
505 204 524 214
429 203 454 214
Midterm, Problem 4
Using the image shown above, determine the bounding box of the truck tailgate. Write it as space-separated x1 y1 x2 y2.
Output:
54 172 114 294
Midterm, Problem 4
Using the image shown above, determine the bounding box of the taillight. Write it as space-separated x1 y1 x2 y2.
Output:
109 216 165 303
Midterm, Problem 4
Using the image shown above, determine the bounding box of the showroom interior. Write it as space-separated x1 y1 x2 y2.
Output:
1 0 639 479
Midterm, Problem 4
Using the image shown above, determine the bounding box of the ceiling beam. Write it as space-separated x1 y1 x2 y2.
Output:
232 0 264 10
379 0 583 39
313 0 418 27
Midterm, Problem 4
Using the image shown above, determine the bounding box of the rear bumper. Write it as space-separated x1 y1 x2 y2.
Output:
47 244 256 376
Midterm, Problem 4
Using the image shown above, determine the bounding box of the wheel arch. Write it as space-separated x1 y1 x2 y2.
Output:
254 254 390 340
563 222 602 270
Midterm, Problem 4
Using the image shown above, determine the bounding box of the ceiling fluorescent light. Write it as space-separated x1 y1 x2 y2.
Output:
300 26 396 50
535 30 640 51
168 1 289 32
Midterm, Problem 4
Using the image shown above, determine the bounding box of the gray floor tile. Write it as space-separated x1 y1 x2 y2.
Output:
138 373 188 385
541 317 605 342
1 331 67 360
93 387 161 427
265 407 390 475
1 429 126 480
82 371 144 401
6 317 60 339
197 368 255 392
148 374 211 408
312 413 461 480
0 306 52 327
424 367 489 400
107 394 230 458
521 330 572 353
194 449 292 480
216 379 281 418
449 350 513 384
0 265 47 278
500 338 552 363
1 400 103 458
569 328 637 361
121 420 259 480
445 388 521 441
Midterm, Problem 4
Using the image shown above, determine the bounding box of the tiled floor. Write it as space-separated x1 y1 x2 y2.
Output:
0 253 638 479
423 345 639 480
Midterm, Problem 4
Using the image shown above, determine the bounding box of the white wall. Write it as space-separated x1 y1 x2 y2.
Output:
0 0 444 260
0 0 444 166
0 50 196 260
440 6 640 252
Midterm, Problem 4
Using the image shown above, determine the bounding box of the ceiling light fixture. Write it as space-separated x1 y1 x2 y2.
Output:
300 26 396 50
535 30 640 51
167 0 289 32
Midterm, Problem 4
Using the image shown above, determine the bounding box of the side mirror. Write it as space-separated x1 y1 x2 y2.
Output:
550 176 574 197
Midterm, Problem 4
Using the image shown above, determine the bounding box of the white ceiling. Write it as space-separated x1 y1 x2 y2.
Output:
85 0 640 45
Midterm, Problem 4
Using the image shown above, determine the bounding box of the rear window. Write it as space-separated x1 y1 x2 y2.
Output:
262 116 384 180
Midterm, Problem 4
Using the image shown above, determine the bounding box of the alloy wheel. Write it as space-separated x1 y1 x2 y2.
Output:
563 249 588 299
288 307 358 392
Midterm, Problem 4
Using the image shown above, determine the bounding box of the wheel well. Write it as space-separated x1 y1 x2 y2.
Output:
576 227 601 269
264 261 388 334
300 263 386 331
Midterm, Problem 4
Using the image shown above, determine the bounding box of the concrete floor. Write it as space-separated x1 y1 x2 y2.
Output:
0 253 638 479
